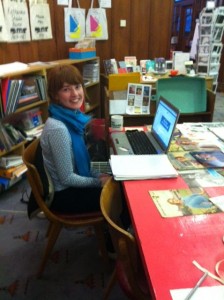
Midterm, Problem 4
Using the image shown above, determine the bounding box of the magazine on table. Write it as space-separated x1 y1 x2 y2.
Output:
190 150 224 168
168 151 205 170
126 83 151 115
149 187 221 218
179 169 224 188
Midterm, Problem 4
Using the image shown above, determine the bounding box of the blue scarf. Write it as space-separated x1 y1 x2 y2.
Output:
49 104 92 177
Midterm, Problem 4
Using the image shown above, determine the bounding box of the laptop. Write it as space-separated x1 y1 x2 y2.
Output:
111 96 180 155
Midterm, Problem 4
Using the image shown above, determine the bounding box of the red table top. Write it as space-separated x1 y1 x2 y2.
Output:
123 176 224 300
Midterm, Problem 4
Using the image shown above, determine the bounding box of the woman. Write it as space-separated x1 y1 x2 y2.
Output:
40 64 111 214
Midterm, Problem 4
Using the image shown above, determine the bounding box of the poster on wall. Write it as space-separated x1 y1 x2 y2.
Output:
3 0 31 42
0 0 8 42
29 0 53 40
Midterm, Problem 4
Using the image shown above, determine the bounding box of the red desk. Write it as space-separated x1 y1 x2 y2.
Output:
123 176 224 299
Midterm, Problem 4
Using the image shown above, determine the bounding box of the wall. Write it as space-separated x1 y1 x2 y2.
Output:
0 0 174 71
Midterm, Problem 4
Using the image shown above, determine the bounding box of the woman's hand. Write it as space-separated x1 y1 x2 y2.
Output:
99 173 112 186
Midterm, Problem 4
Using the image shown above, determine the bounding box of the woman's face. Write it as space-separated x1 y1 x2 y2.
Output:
56 83 84 110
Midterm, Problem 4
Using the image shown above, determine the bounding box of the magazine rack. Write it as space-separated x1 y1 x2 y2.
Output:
196 6 224 91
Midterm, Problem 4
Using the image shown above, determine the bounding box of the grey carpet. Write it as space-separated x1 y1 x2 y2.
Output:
0 178 128 300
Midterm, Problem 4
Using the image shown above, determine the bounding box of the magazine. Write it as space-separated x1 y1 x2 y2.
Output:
149 188 221 218
126 83 151 114
168 151 205 170
190 150 224 168
179 169 224 188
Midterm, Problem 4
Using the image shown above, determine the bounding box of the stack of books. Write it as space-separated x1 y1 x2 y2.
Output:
0 154 27 191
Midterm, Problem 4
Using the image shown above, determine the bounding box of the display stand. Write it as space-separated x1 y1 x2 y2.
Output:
196 6 224 91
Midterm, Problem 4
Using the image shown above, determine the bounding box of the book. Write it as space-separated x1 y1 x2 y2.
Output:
103 59 118 75
109 154 178 180
118 61 127 73
0 163 27 179
190 150 224 168
124 56 137 66
4 123 25 144
149 187 221 218
17 76 40 107
168 151 205 170
0 155 23 169
0 123 14 151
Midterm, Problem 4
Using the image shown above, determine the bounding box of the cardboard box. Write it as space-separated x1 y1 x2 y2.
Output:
69 48 96 59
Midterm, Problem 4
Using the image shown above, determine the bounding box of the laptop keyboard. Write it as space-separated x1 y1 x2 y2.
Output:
126 130 157 155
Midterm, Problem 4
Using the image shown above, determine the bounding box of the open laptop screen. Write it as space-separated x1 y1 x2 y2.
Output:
152 96 180 152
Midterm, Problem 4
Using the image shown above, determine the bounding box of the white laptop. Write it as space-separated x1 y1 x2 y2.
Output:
111 96 180 155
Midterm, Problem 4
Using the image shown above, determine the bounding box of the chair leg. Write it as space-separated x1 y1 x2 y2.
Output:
37 222 62 278
46 221 53 238
103 268 117 300
94 223 109 266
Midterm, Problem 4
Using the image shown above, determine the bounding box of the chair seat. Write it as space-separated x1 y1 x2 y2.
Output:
52 210 103 220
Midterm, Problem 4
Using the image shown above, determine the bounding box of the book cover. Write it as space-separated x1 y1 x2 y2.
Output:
168 151 205 170
176 136 221 151
17 76 40 107
190 150 224 168
149 187 221 218
103 59 118 75
1 78 11 115
124 56 137 66
179 169 224 188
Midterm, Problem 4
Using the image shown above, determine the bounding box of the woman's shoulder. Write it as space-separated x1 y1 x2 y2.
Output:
42 118 70 138
45 117 65 126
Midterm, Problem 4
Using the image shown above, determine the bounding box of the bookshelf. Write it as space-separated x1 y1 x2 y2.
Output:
0 57 101 192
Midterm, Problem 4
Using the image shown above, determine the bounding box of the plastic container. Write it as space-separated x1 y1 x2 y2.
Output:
156 77 207 113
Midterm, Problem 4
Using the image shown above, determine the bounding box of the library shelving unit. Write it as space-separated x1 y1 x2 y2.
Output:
0 57 101 191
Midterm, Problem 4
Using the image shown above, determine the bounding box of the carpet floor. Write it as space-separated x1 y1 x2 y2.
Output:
0 178 128 300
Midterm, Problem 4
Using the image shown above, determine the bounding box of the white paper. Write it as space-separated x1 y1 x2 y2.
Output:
173 52 190 74
99 0 111 8
110 154 178 180
109 100 127 115
0 62 28 75
57 0 68 5
170 285 224 300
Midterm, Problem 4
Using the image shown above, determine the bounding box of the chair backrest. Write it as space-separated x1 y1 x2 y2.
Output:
22 138 55 220
100 178 140 288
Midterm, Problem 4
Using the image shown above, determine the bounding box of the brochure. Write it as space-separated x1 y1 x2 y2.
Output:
126 83 151 115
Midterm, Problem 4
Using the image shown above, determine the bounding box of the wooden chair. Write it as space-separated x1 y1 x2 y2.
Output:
100 177 151 300
22 138 108 278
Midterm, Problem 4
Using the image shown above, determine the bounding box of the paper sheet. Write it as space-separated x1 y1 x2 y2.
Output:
170 285 224 300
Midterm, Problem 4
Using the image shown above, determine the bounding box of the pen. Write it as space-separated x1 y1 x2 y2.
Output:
184 272 208 300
